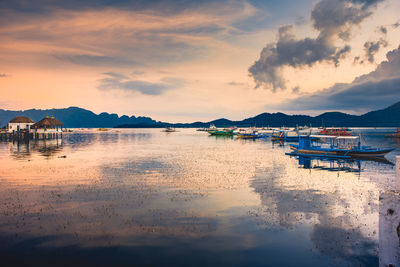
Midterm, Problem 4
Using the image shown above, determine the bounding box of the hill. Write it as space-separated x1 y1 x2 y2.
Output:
1 101 400 128
0 107 156 128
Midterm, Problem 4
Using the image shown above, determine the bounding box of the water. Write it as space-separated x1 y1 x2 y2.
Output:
0 128 399 266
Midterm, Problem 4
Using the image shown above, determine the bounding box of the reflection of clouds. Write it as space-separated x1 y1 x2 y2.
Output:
311 226 378 265
250 156 380 265
0 180 219 249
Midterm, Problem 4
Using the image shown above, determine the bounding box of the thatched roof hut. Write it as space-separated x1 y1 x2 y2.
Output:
9 116 34 123
33 116 63 128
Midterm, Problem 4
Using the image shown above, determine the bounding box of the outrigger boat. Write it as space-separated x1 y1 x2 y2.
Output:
271 130 299 141
286 135 394 159
271 129 313 142
235 130 264 139
207 129 234 136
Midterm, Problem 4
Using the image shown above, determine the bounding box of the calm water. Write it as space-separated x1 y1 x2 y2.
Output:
0 128 399 266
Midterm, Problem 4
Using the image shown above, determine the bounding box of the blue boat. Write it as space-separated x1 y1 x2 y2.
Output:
271 129 315 142
235 129 269 139
271 130 300 141
286 135 394 158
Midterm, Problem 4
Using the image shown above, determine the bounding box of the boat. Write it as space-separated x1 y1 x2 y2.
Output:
271 130 304 141
198 124 217 132
162 127 177 132
235 130 263 139
286 135 394 159
272 130 293 141
207 129 234 136
318 127 352 136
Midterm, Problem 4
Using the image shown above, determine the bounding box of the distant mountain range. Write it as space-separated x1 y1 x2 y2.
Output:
0 107 155 128
1 101 400 128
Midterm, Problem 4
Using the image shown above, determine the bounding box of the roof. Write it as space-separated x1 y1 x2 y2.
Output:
33 116 63 127
9 116 34 123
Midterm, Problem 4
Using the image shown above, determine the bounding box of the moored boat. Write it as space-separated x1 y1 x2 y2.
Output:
287 135 394 158
235 130 263 139
162 127 177 132
207 129 234 136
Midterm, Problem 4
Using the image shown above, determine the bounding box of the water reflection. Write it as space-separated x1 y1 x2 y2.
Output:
9 139 63 160
291 155 394 172
0 129 397 266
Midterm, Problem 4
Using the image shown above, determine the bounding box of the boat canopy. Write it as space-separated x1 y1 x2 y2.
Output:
309 135 338 139
309 135 359 140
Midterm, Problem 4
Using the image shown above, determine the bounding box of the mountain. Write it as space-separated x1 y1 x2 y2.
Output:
347 101 400 127
0 107 156 128
1 101 400 128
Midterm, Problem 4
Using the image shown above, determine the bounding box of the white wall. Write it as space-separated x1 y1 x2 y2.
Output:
8 122 34 132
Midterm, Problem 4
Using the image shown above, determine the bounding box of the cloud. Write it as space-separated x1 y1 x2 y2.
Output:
292 86 300 93
363 38 388 63
356 24 388 64
0 73 8 77
97 72 184 95
274 45 400 112
249 0 384 91
379 26 387 34
102 72 129 80
0 0 260 69
54 54 141 67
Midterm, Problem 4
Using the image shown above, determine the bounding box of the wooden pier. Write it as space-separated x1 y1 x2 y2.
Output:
0 131 62 142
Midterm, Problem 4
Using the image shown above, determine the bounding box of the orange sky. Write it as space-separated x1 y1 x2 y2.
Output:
1 0 399 122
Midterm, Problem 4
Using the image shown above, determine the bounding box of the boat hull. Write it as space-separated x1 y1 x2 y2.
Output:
236 134 261 139
291 147 394 157
208 130 234 136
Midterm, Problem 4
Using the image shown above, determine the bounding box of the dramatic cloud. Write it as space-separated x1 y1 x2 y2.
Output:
275 45 400 112
249 0 384 91
97 72 184 95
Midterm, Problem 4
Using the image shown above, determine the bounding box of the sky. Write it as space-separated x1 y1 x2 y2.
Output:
0 0 399 122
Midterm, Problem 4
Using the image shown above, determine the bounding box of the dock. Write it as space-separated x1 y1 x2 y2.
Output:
0 131 62 141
